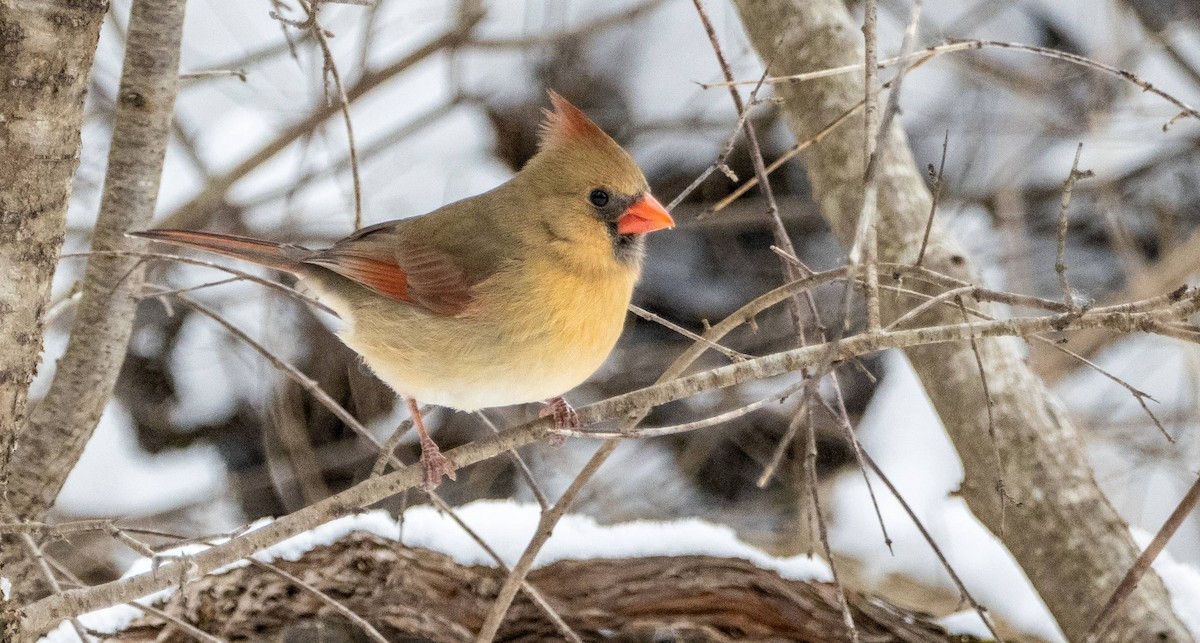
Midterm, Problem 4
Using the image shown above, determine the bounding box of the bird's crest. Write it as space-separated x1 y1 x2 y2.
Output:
538 91 607 151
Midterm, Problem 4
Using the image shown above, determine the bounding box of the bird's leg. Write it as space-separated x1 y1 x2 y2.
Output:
540 396 580 446
407 398 456 490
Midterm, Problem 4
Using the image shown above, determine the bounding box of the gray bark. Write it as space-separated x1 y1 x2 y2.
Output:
0 0 106 511
1 0 187 608
729 1 1191 640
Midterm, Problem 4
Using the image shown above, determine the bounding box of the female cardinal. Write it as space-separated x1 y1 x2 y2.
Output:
133 92 674 489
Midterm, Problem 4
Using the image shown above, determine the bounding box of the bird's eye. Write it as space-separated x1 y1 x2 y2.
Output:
589 188 610 208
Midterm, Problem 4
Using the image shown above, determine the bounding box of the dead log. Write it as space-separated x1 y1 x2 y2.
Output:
110 532 977 642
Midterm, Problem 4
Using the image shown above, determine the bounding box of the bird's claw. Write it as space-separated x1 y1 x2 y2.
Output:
541 397 581 446
419 437 456 491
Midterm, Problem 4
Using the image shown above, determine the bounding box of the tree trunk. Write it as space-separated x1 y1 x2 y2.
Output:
0 0 107 510
729 1 1191 640
1 0 187 612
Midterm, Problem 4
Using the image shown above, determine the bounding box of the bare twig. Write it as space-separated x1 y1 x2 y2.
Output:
802 407 857 642
248 559 388 643
1056 143 1093 310
475 412 550 511
858 450 1002 640
956 296 1007 533
371 414 420 477
710 99 862 214
1086 474 1200 641
691 1 855 636
21 533 92 641
914 130 948 268
705 38 1200 130
628 304 749 361
567 378 809 439
474 441 620 642
161 16 482 231
270 0 365 230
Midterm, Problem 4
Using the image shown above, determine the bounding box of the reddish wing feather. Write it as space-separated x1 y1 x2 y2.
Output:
314 255 410 302
394 242 474 315
304 228 474 316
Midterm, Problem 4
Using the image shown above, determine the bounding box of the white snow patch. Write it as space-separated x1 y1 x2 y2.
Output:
56 404 226 516
39 501 831 642
938 610 993 638
1 577 11 600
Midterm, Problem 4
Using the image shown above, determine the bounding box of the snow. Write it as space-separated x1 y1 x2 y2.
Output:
937 610 994 638
55 404 226 517
1 577 11 600
39 500 831 642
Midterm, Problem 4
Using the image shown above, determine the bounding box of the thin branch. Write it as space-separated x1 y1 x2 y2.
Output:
247 559 388 643
21 534 92 642
710 98 862 214
628 304 749 361
858 450 1002 640
474 441 620 642
370 415 419 477
567 378 808 439
885 285 975 331
693 1 855 634
160 16 482 230
270 0 365 230
1086 474 1200 641
1056 143 1093 310
475 411 550 511
914 130 948 267
705 38 1200 130
956 297 1007 533
803 406 856 642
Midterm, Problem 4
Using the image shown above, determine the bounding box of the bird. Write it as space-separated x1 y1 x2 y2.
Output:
132 91 674 490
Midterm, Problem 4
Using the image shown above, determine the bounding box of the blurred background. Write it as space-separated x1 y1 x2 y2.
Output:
36 0 1200 639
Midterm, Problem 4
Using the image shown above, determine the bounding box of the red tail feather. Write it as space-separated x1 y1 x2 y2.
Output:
130 229 309 273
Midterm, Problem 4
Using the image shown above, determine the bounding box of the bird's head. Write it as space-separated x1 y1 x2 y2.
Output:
515 91 674 269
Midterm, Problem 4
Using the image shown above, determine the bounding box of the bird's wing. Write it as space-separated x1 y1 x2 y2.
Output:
302 220 478 316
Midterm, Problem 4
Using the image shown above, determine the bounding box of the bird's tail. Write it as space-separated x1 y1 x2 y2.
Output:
130 229 310 273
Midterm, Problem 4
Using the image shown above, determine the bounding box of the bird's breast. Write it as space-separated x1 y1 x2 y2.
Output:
332 257 637 411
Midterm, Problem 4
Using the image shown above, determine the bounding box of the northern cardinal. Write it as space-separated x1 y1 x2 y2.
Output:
133 92 674 489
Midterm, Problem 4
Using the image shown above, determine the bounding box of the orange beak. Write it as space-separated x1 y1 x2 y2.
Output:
617 194 674 235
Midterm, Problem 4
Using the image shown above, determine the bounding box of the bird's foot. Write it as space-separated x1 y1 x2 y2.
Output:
540 396 581 446
418 435 457 491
